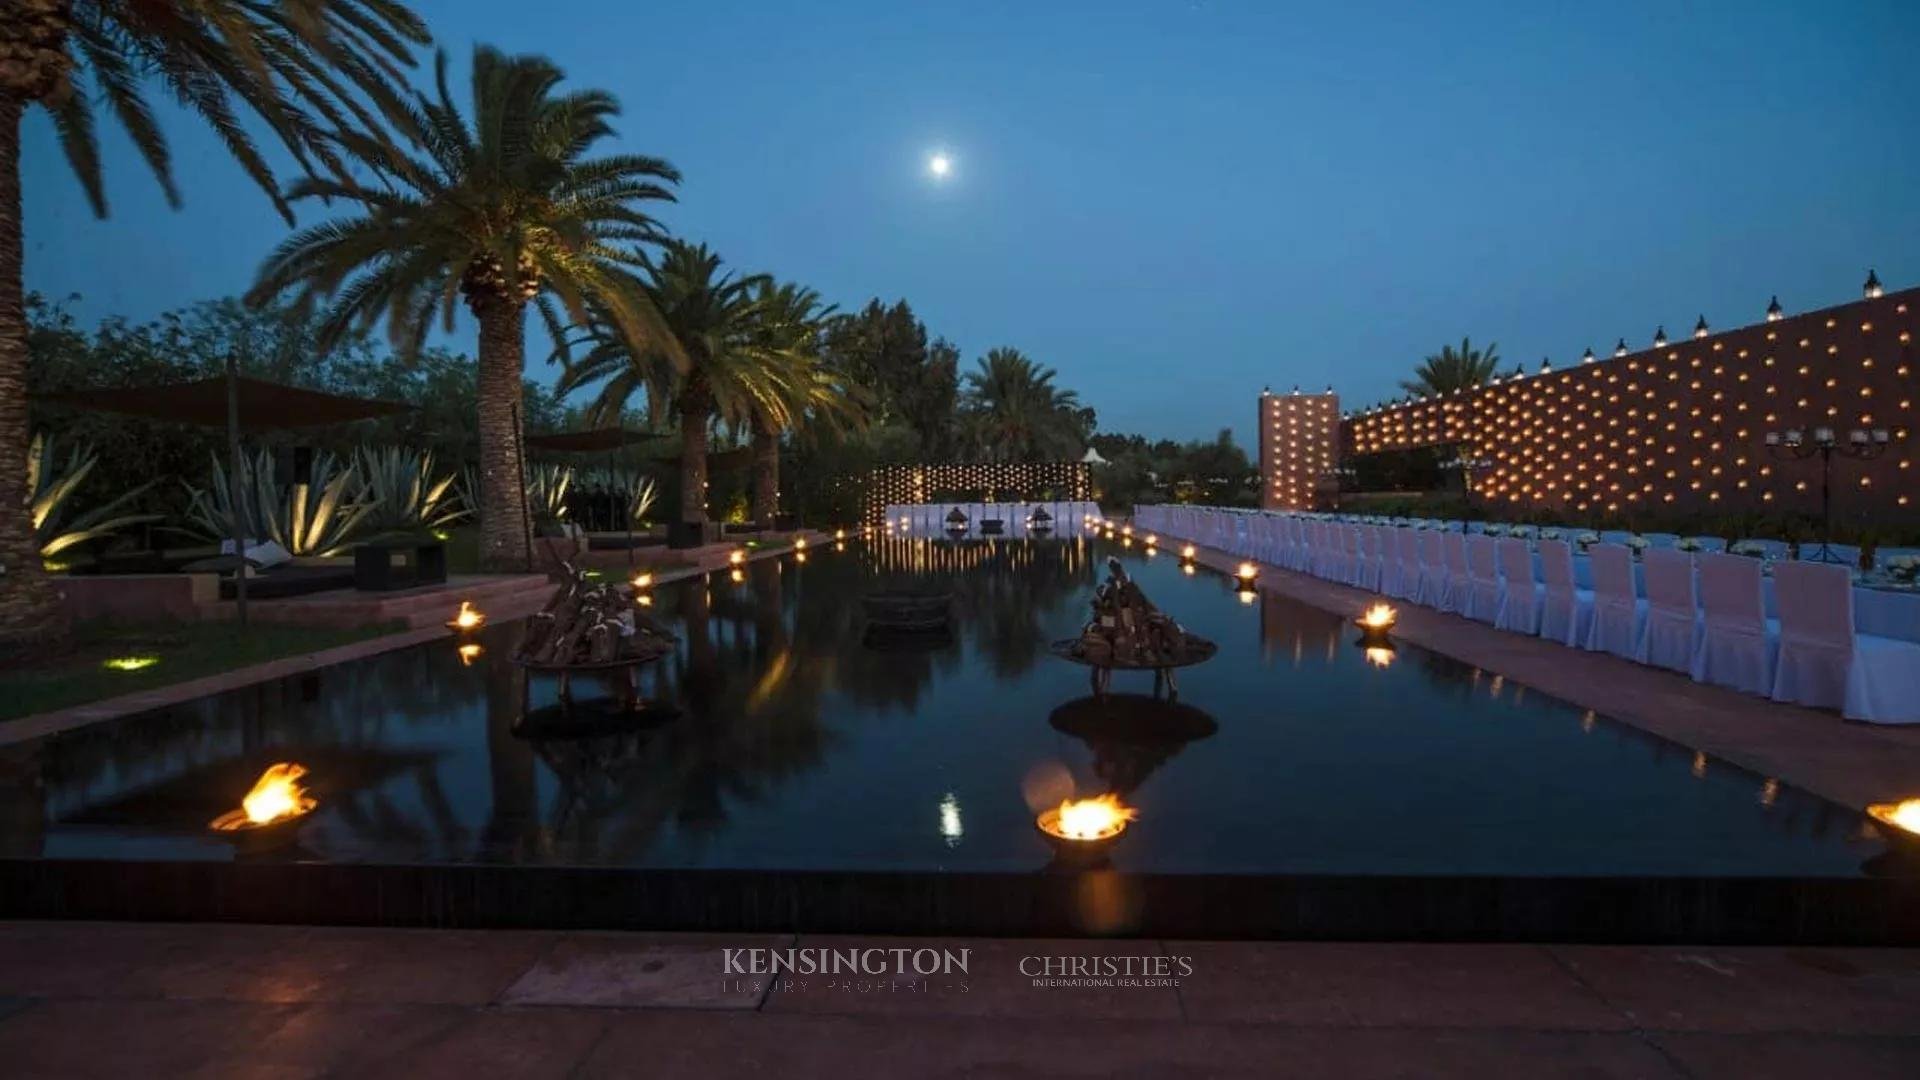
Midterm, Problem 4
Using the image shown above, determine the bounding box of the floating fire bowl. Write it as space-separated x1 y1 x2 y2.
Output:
446 600 486 632
209 763 317 851
1354 603 1399 645
1867 799 1920 846
1036 794 1138 866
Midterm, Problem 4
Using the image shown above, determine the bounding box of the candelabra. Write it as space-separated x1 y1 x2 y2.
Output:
1764 426 1889 563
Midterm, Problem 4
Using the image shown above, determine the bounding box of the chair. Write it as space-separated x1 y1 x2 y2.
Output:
1442 532 1473 615
1353 526 1381 590
1415 531 1449 609
1536 539 1592 647
1493 537 1542 635
1770 562 1920 723
1462 535 1502 623
1636 549 1698 673
1383 528 1418 599
1583 544 1643 658
1690 552 1774 696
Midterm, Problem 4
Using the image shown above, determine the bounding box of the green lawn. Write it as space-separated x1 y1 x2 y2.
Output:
0 619 406 723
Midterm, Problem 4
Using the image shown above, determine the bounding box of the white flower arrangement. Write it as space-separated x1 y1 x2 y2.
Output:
1511 525 1537 539
1675 537 1703 553
1539 528 1563 541
1575 531 1601 551
1624 535 1651 553
1885 555 1920 581
1481 523 1506 537
1729 540 1767 558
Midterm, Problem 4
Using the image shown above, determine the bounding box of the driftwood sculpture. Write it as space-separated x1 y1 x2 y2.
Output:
1051 557 1216 698
516 563 676 682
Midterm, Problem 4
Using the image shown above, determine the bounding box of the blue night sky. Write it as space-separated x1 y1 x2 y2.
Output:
21 0 1920 442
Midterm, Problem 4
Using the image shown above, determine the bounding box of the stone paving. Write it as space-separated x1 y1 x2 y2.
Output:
0 923 1915 1077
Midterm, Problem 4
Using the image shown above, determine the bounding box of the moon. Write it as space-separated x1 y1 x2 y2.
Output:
927 152 952 178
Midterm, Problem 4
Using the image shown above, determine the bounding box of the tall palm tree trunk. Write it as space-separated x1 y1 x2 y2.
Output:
678 382 711 527
474 300 532 571
0 99 67 650
750 418 779 526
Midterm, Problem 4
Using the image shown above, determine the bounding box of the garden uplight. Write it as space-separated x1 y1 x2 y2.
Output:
103 655 159 672
447 601 485 632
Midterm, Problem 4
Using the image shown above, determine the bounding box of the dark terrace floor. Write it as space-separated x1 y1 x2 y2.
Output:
1 923 1917 1078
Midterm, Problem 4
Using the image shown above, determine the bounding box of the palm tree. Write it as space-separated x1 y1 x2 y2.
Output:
559 242 775 533
249 46 681 571
960 348 1084 463
1400 337 1501 397
742 281 870 525
0 0 427 647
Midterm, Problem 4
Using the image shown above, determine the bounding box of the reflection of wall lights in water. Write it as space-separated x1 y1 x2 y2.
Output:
939 792 964 846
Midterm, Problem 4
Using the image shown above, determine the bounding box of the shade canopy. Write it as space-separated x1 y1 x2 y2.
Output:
40 375 412 433
525 427 669 454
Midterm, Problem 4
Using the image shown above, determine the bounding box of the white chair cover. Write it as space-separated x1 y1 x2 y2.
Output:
1689 552 1773 696
1493 537 1542 635
1390 528 1421 601
1768 561 1920 724
1416 530 1449 609
1770 561 1854 711
1463 535 1501 623
1536 539 1592 646
1442 532 1472 615
1584 544 1643 658
1636 549 1698 672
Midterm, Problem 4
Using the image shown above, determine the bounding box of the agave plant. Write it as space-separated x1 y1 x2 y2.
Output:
184 450 375 557
355 448 470 535
28 433 159 561
528 464 574 522
627 474 659 525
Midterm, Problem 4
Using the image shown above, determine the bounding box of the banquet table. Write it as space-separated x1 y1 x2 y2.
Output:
1540 551 1920 644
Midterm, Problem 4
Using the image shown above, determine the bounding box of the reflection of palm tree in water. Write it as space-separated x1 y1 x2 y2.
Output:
481 632 541 860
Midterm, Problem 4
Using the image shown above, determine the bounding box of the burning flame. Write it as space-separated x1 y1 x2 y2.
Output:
631 572 654 589
1040 794 1137 842
449 601 485 631
728 549 746 565
1121 525 1133 537
1868 798 1920 836
835 528 847 540
458 643 483 666
1144 534 1158 547
1181 544 1197 559
1236 562 1258 581
1365 646 1394 668
1360 603 1398 630
210 763 317 831
794 536 808 550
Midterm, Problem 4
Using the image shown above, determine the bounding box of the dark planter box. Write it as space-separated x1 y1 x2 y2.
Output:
667 521 707 549
775 512 798 531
